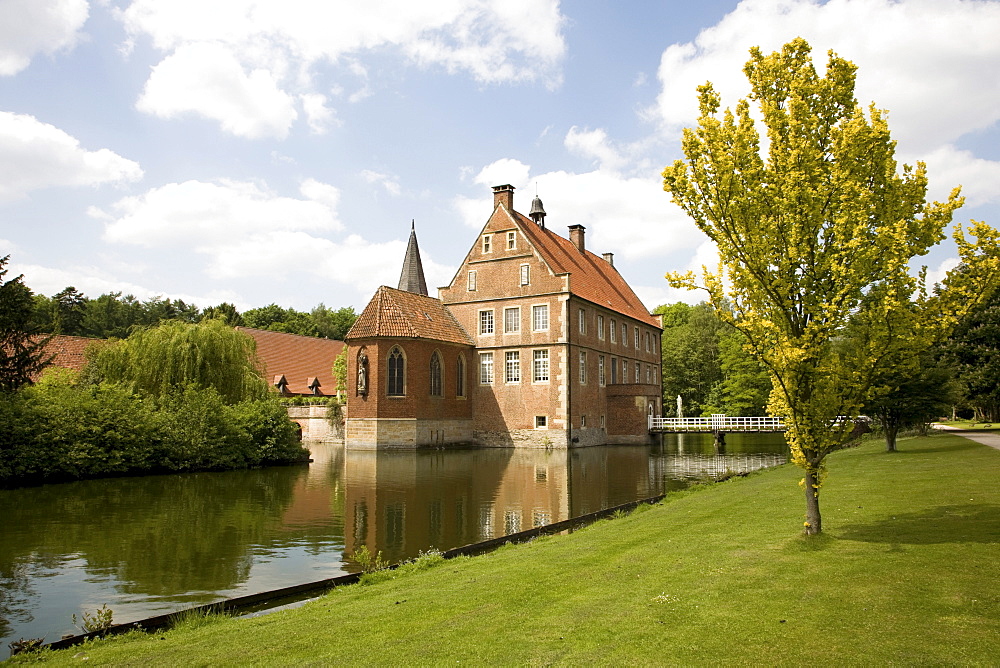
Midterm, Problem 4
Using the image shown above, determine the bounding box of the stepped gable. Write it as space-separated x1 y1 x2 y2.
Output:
347 286 473 345
512 211 660 328
236 327 345 395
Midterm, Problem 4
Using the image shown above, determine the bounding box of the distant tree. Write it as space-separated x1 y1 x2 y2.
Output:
662 38 999 534
85 319 268 404
81 292 145 339
243 304 319 337
202 302 244 327
0 256 52 391
937 284 1000 421
655 302 723 416
52 286 87 335
865 357 959 451
311 304 357 340
710 327 772 417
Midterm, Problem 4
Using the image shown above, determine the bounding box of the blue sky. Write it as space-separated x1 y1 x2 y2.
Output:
2 0 999 314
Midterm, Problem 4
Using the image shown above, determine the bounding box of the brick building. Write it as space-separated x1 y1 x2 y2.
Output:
345 184 662 449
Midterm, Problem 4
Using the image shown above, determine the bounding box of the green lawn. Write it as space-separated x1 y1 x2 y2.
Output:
19 434 1000 666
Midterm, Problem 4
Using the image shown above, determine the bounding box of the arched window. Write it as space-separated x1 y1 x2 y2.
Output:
430 351 443 396
456 355 466 397
387 346 405 396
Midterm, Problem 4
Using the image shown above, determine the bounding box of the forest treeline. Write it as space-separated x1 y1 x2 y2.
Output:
29 286 357 341
655 299 1000 426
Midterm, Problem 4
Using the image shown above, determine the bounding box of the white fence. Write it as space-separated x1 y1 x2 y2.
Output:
649 414 785 432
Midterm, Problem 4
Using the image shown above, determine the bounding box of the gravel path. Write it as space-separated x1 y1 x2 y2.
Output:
932 425 1000 450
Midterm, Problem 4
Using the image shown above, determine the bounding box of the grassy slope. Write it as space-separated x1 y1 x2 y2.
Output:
25 434 1000 666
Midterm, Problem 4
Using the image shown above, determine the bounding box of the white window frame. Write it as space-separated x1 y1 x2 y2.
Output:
578 308 586 334
635 326 640 348
467 270 477 291
507 231 516 250
505 350 520 384
622 323 628 346
503 307 520 334
597 314 604 340
645 331 651 352
599 355 605 387
579 351 587 385
610 319 616 343
622 360 628 383
533 349 550 383
520 263 530 286
532 304 549 332
535 415 548 429
479 352 494 384
580 415 587 428
635 362 641 383
482 234 492 253
479 309 494 335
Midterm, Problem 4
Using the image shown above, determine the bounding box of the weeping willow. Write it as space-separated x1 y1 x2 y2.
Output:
87 319 269 404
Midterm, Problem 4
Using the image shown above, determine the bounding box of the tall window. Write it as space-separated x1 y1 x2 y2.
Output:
479 352 494 384
504 307 520 333
456 355 466 397
482 234 492 253
635 326 640 348
610 319 616 343
645 331 651 352
599 355 606 386
468 270 477 291
622 323 628 346
611 357 617 384
387 347 404 396
578 308 586 334
533 349 549 382
520 264 530 286
579 351 587 384
507 231 516 249
532 304 549 331
429 351 442 396
622 359 628 382
597 314 604 340
479 309 494 335
505 351 520 383
635 362 641 383
646 365 652 384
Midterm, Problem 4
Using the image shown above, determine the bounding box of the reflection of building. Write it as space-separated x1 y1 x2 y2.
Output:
346 184 663 449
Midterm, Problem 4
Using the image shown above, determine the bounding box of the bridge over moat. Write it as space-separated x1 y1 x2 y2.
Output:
649 415 785 433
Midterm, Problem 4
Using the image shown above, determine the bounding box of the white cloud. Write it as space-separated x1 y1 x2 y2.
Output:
565 127 627 172
119 0 566 137
916 145 1000 208
136 42 298 139
0 111 143 201
653 0 1000 154
472 158 532 189
91 177 445 299
300 93 337 134
0 0 88 76
361 169 401 197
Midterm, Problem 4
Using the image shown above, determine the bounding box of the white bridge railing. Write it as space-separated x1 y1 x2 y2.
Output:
649 415 786 432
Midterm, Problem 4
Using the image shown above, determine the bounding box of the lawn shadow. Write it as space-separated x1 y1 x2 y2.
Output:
836 504 1000 544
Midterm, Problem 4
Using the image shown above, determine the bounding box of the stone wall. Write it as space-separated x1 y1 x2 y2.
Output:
286 404 344 443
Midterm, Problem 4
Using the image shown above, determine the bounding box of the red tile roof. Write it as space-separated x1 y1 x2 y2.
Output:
34 334 102 379
237 327 345 396
347 286 474 345
513 211 661 327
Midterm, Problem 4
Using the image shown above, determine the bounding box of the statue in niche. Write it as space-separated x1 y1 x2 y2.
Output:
357 352 369 397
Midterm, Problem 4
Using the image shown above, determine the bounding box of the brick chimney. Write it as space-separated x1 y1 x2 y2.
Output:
568 224 585 252
492 184 515 210
602 252 614 267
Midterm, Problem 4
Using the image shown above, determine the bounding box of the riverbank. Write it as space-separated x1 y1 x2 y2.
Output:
17 433 1000 665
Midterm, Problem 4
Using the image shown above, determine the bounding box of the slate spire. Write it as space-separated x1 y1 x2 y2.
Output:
397 220 428 296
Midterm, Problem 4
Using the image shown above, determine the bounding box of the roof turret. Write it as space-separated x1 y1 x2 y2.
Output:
397 221 428 296
529 195 546 228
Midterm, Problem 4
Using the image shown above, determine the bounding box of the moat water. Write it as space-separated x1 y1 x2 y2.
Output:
0 433 787 651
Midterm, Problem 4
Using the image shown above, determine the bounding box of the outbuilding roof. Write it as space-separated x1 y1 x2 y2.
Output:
237 327 345 396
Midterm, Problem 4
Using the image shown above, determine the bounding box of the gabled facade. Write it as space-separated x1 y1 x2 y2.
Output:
345 184 662 449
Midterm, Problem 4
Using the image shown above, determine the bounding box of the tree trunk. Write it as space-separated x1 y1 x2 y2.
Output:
885 425 898 452
803 468 822 535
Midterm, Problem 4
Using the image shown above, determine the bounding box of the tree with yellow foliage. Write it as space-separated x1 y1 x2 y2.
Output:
663 38 999 535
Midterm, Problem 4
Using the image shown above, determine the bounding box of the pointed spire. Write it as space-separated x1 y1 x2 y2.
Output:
397 220 428 296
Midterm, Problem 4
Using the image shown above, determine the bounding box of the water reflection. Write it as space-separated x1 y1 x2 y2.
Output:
0 433 785 650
